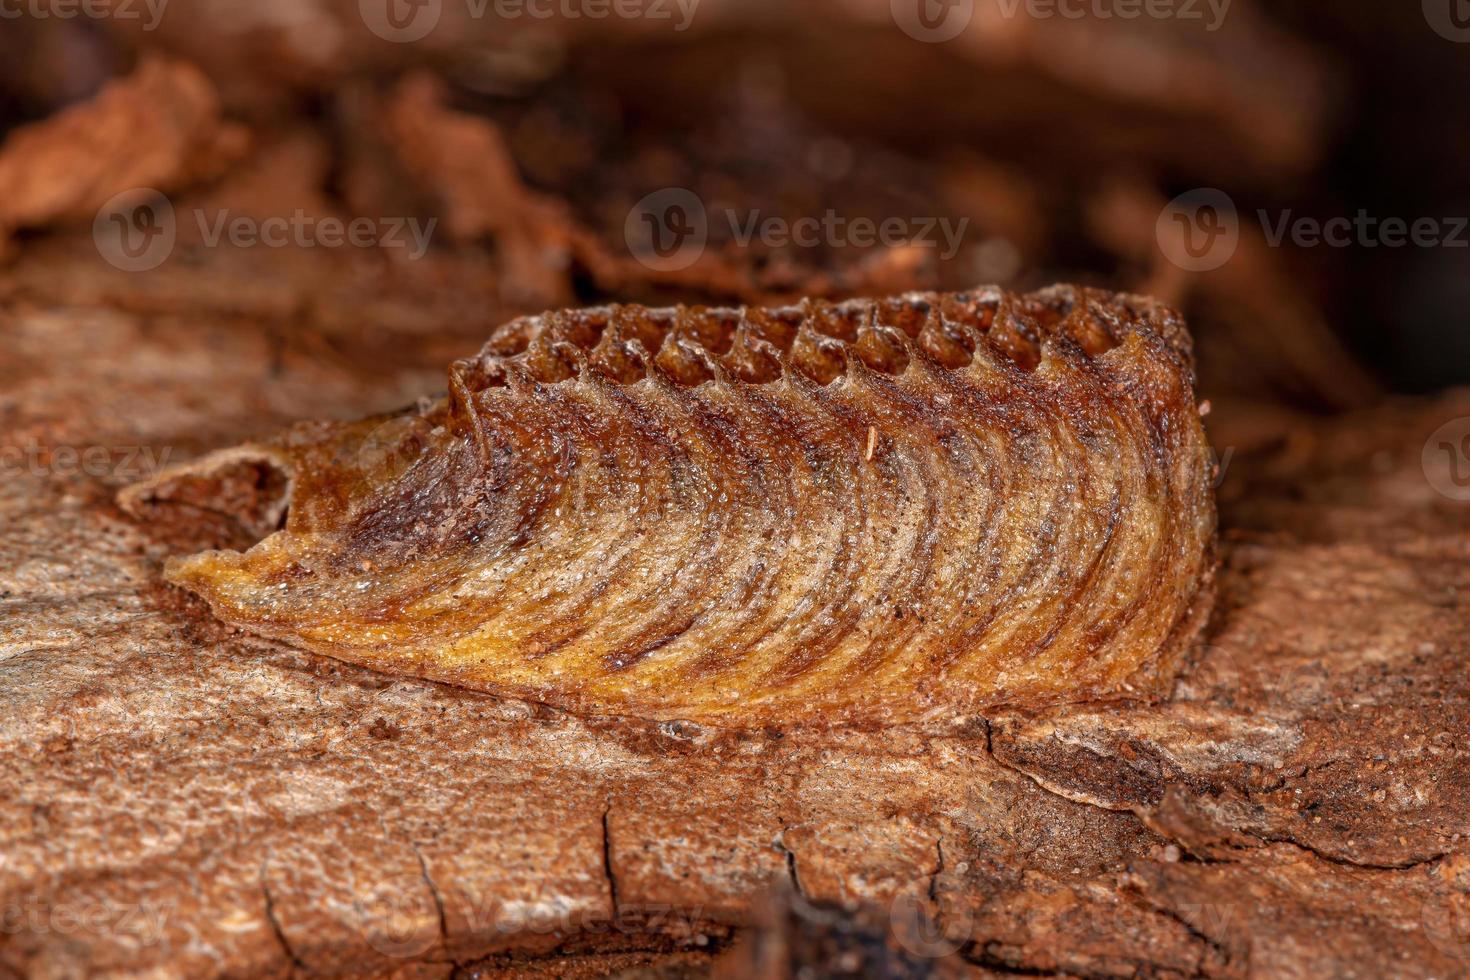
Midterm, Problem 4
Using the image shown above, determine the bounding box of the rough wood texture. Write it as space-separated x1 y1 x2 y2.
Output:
1 226 1467 978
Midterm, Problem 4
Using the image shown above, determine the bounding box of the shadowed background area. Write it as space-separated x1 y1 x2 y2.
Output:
0 0 1465 401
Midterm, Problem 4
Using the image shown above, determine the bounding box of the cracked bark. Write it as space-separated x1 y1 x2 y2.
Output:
601 806 620 917
990 732 1444 877
1132 898 1232 978
412 843 451 956
928 838 944 904
773 825 805 899
1250 837 1447 873
260 871 307 975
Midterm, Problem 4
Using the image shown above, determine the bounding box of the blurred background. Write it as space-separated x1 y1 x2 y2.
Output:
1 0 1466 416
